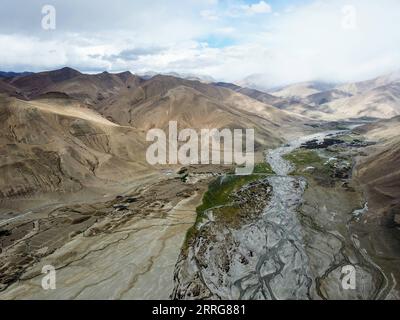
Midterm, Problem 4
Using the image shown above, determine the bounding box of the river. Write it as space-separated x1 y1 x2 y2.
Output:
173 128 388 299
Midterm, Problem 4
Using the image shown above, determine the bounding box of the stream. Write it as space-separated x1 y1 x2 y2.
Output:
261 129 387 299
233 130 351 299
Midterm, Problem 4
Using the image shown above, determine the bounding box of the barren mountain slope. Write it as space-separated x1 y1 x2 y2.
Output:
0 94 150 212
350 116 400 290
5 67 82 97
97 75 309 145
214 81 331 120
354 116 400 224
0 70 315 214
45 71 144 105
3 69 313 131
0 79 22 98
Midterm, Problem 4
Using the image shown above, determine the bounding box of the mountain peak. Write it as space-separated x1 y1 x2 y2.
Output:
115 70 133 79
44 67 81 82
55 66 81 75
117 71 133 76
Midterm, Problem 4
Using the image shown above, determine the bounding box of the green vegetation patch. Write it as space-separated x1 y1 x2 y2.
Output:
334 124 349 131
283 149 353 188
196 174 262 216
182 173 267 253
283 149 331 181
196 162 273 219
336 133 365 143
283 149 324 169
182 162 274 253
253 162 275 174
235 162 275 175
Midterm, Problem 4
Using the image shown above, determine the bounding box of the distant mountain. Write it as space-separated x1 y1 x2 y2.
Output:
313 72 400 119
236 71 400 120
137 71 158 80
214 82 282 105
6 67 82 92
338 70 400 95
1 67 144 104
302 89 352 106
94 74 303 148
0 71 33 78
269 81 337 99
138 71 215 83
238 73 337 97
213 81 328 120
237 73 274 92
322 82 400 119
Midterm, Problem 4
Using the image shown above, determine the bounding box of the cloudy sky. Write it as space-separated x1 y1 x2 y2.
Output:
1 0 400 86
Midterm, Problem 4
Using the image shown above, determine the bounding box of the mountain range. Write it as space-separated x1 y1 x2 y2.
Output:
0 67 310 213
239 71 400 120
2 67 400 208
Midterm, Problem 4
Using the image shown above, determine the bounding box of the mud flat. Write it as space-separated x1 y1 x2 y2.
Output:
0 194 197 299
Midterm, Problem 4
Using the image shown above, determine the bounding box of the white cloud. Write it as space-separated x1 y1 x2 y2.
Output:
259 0 400 85
284 5 296 13
226 1 272 17
244 1 272 15
215 27 235 34
200 9 219 21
